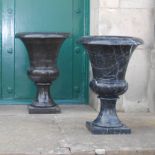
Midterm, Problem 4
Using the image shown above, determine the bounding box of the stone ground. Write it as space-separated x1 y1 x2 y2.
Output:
0 105 154 155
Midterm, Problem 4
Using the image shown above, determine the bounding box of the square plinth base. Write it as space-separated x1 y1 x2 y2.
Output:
86 121 131 134
28 105 61 114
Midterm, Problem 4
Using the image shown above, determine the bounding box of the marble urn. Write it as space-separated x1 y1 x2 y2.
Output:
78 36 143 134
16 32 69 114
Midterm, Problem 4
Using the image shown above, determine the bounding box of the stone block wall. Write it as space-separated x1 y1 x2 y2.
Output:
90 0 155 112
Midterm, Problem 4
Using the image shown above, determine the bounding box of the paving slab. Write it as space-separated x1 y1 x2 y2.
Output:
0 105 154 155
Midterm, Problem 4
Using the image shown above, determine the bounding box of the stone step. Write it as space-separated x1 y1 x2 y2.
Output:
0 105 154 155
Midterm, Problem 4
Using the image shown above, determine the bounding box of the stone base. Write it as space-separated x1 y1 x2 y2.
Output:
86 121 131 134
28 105 61 114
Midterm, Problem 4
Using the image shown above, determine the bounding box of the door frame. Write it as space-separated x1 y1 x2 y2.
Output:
0 0 90 105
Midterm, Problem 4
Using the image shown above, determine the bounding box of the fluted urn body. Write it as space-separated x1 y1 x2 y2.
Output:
78 36 143 134
16 32 69 114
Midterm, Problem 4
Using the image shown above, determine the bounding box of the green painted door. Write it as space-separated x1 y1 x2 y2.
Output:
0 0 89 104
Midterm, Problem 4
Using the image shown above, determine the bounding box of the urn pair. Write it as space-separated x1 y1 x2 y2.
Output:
16 33 143 134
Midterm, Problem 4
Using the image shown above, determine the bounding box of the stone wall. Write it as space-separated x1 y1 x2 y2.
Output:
90 0 155 112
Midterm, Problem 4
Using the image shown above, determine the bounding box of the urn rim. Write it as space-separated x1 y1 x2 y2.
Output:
15 32 70 39
77 35 144 46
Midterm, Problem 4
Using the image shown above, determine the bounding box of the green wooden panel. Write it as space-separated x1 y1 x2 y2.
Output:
15 0 73 100
0 0 2 97
0 0 89 104
2 0 15 98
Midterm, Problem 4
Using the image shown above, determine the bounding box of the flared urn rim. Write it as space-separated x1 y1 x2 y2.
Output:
78 35 144 46
15 32 70 39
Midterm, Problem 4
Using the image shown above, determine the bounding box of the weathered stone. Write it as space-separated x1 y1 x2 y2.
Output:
0 105 154 154
98 9 154 48
106 149 155 155
91 0 99 9
90 8 99 35
95 149 105 155
120 0 155 9
147 45 155 113
123 49 149 112
99 0 119 8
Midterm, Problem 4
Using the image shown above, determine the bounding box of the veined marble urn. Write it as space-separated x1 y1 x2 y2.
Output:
78 36 143 134
16 32 69 114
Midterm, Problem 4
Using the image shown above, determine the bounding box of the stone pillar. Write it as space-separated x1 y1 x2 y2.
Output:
148 44 155 113
147 1 155 113
90 0 155 112
89 0 100 111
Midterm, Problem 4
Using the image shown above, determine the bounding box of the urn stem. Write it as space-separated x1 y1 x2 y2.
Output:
93 97 123 128
33 83 55 108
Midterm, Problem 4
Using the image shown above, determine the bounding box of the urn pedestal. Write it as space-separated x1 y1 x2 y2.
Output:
16 33 69 114
78 36 143 134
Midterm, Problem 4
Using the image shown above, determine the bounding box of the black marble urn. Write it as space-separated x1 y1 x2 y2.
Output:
78 36 143 134
16 32 69 114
